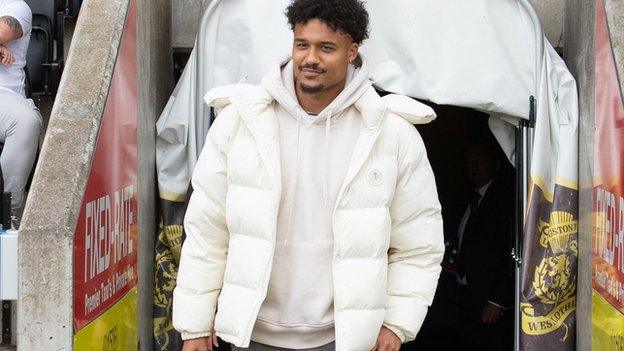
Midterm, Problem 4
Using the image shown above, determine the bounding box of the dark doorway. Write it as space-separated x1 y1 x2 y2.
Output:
403 103 516 351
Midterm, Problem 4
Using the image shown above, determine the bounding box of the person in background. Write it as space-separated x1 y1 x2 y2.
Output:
173 0 445 350
0 0 42 226
455 139 514 351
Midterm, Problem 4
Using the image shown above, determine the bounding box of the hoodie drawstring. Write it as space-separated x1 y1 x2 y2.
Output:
323 110 332 207
284 107 303 245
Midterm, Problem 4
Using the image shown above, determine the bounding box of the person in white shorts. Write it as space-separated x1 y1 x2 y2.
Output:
0 0 42 224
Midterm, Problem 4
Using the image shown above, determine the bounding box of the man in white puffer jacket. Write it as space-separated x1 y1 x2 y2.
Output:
174 0 444 350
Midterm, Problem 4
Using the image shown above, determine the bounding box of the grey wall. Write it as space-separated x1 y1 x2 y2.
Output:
172 0 205 49
564 1 594 350
17 0 131 349
137 0 173 350
532 0 565 49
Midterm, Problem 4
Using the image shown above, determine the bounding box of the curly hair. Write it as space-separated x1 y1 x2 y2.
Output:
285 0 370 44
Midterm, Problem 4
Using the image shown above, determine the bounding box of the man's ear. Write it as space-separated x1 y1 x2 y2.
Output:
348 43 359 63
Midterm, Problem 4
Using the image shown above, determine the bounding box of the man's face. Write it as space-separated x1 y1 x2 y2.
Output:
292 18 358 95
466 147 499 187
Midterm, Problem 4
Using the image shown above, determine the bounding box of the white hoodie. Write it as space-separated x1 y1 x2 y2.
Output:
252 59 372 348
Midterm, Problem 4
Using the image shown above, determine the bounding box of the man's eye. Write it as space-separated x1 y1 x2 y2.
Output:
322 46 334 51
297 43 308 49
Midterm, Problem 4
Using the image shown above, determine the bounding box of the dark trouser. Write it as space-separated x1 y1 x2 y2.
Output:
231 341 335 351
457 286 512 351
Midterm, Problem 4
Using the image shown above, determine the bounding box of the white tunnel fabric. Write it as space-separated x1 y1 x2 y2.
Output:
155 0 573 201
485 38 578 176
156 48 199 201
195 0 536 118
489 114 519 165
530 44 578 195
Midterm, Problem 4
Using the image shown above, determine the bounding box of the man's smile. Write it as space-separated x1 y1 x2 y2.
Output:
300 65 326 79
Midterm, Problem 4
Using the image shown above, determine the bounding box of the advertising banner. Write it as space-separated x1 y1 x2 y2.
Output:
153 210 185 350
592 0 624 349
72 0 138 348
74 288 138 350
520 184 578 345
518 11 579 351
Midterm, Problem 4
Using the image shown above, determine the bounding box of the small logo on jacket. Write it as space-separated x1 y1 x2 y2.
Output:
367 169 384 186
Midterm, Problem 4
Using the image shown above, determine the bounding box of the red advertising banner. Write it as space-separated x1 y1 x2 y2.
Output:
72 0 138 332
593 0 624 317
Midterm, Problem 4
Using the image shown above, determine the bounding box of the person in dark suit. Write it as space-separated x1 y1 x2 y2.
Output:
455 140 514 351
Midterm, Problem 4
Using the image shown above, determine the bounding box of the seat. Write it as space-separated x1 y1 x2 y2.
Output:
23 0 64 99
25 15 51 99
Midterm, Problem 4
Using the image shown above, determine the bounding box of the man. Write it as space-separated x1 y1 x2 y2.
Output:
0 0 42 224
173 0 444 350
455 140 514 351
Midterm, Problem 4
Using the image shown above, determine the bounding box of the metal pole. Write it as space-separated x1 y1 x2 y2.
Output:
195 0 220 154
517 0 542 161
514 2 543 350
513 100 536 351
513 122 523 351
513 126 520 351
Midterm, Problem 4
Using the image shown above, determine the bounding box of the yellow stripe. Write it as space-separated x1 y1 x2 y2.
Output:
530 173 578 203
555 176 579 190
530 174 554 202
591 290 624 350
527 180 536 213
74 287 138 350
159 188 188 202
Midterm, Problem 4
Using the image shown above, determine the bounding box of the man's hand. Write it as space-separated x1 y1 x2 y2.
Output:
371 326 401 351
0 45 13 65
181 332 219 351
481 302 505 324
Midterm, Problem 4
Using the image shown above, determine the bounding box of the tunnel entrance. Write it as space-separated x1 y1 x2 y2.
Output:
407 103 516 351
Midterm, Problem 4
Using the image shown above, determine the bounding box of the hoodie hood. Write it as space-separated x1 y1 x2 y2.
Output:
261 56 372 125
205 55 436 127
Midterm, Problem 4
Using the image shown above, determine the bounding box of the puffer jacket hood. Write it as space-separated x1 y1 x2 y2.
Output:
205 54 437 127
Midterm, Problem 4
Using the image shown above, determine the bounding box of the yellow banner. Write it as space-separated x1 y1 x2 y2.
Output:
592 290 624 350
520 296 576 336
74 287 138 351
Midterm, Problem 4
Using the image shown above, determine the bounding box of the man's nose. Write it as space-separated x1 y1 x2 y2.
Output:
305 47 320 64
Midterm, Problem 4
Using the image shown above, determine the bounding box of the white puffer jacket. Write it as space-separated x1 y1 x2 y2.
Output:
173 82 444 350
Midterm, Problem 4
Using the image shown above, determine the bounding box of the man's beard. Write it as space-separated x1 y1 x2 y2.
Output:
299 82 325 95
298 63 326 94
